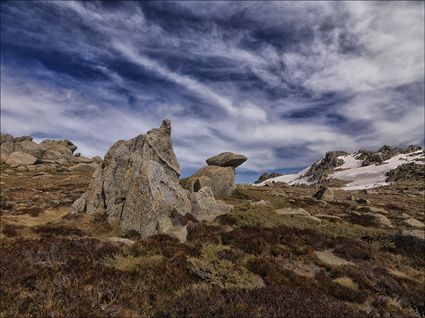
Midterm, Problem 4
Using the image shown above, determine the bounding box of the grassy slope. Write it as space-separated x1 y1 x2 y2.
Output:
1 167 424 317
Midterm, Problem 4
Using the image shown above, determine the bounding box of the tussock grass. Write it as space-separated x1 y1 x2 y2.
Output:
102 254 165 272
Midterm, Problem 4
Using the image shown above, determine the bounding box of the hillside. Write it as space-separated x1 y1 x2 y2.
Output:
1 131 424 317
254 146 425 190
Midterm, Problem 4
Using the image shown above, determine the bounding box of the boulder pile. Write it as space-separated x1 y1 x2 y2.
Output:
71 120 241 240
1 133 100 173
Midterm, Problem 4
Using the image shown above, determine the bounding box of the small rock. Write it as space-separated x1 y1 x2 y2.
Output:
251 200 271 206
350 212 392 228
16 166 27 172
400 229 424 240
107 237 135 246
347 195 356 201
316 214 343 223
313 186 334 201
400 213 411 220
69 163 97 174
333 276 358 290
403 218 424 229
366 206 389 215
356 198 370 205
32 172 52 179
74 152 81 157
276 207 311 216
315 249 355 266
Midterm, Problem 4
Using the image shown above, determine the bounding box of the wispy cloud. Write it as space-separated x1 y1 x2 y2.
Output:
1 1 423 182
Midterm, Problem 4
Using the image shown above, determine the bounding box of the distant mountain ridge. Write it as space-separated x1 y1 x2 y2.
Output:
254 145 425 190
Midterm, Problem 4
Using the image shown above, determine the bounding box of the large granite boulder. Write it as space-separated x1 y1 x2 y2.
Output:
70 120 192 238
189 186 232 221
182 166 235 197
5 152 39 166
206 152 247 168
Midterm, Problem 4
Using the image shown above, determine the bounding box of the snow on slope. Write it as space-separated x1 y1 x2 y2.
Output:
331 151 424 190
253 150 424 190
253 165 313 186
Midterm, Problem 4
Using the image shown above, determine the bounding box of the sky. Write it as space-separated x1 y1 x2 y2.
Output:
1 1 424 183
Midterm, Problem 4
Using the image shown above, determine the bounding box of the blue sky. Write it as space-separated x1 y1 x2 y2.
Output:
1 1 424 183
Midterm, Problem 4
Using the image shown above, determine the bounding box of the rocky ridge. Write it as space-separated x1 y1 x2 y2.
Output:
1 133 101 173
254 145 424 190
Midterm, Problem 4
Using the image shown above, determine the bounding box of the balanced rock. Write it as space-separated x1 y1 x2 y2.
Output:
71 120 192 238
206 152 247 168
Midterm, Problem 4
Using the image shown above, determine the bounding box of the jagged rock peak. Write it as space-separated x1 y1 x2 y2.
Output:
71 120 191 238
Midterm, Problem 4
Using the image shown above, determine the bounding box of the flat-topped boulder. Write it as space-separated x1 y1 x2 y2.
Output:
206 152 247 168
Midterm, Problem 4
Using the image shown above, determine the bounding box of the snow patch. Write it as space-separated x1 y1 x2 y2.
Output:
330 151 424 190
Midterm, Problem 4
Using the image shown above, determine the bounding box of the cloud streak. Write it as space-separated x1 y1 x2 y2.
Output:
1 1 424 182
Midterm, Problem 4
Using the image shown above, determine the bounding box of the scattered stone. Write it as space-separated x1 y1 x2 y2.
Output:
56 167 70 172
350 212 392 228
316 214 343 223
333 276 358 290
74 152 81 157
16 166 27 172
26 165 36 171
313 186 334 201
251 200 271 206
356 198 370 205
276 207 311 216
4 169 13 174
206 152 247 168
69 163 97 174
304 215 322 223
315 249 355 266
366 206 389 215
107 237 135 246
399 213 411 220
347 195 356 201
32 172 52 179
5 152 39 166
403 218 424 229
400 229 424 240
71 120 192 238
